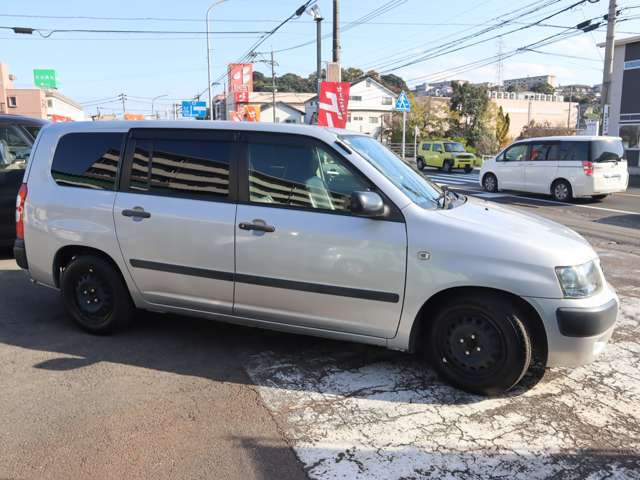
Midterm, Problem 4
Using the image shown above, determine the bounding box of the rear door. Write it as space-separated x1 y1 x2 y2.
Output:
233 132 407 338
524 141 556 194
0 124 34 245
494 143 527 190
114 128 238 314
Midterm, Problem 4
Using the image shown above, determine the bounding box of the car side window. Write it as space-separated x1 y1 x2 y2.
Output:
548 141 589 161
51 133 124 190
0 125 34 171
529 143 551 161
127 138 231 200
422 143 431 152
248 141 370 213
504 144 527 162
433 143 443 153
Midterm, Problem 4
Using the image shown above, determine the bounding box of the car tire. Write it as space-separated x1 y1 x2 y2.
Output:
416 157 425 171
443 160 453 173
551 179 572 202
464 166 473 174
60 254 134 334
425 293 532 396
482 173 498 192
591 194 608 201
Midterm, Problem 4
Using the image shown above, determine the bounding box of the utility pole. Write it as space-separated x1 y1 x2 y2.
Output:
271 51 277 123
206 1 227 120
600 0 617 134
119 93 127 114
333 0 341 80
567 86 573 129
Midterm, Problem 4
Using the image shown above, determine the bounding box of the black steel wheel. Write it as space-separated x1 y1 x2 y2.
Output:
417 157 425 171
464 166 473 174
443 160 453 173
482 173 498 192
426 293 532 396
61 254 134 334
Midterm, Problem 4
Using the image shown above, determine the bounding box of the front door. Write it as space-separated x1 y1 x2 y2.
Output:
233 133 407 338
114 129 237 314
495 143 527 190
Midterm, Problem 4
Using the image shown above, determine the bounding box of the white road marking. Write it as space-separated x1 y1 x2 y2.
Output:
474 192 508 198
494 193 640 215
617 192 640 198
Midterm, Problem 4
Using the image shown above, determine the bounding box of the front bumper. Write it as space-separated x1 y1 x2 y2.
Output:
525 284 619 368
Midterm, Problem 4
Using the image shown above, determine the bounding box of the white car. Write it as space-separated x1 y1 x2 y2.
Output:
480 136 629 201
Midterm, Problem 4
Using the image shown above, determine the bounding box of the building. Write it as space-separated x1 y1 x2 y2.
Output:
489 90 578 139
604 35 640 172
305 77 396 137
412 80 466 98
503 75 557 91
260 101 305 124
224 91 314 122
0 62 84 121
558 84 599 98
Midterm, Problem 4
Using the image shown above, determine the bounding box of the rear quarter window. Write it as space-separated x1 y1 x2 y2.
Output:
51 132 124 190
548 141 589 161
591 139 625 162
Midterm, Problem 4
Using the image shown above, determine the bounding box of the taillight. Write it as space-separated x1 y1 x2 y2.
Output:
16 183 28 240
582 161 593 176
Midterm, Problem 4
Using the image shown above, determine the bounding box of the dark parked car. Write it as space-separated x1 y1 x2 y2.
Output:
0 114 47 248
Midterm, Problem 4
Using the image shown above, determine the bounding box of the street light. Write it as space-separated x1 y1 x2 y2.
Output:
206 0 228 120
151 94 168 119
304 3 323 124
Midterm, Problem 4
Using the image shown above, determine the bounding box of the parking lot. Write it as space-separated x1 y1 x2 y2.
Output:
1 180 639 479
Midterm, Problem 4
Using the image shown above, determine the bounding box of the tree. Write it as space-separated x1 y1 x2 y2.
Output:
531 82 556 95
380 74 408 94
390 95 452 143
496 106 511 149
449 82 490 146
341 67 364 83
519 120 575 139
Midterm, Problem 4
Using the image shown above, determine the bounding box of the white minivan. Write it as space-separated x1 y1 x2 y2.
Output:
480 136 629 201
15 122 619 396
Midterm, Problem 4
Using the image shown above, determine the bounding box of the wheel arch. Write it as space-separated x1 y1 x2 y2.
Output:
408 286 548 364
550 177 572 195
52 245 127 289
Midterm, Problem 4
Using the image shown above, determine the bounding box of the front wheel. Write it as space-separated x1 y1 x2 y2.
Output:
464 166 473 174
425 293 532 396
443 160 453 173
416 157 425 171
482 173 498 192
61 254 134 334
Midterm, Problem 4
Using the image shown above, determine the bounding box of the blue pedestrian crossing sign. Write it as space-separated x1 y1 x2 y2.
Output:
395 91 411 112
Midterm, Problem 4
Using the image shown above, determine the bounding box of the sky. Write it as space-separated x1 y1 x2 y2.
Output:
2 0 640 116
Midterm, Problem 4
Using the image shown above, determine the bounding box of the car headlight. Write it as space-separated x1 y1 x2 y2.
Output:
555 260 602 298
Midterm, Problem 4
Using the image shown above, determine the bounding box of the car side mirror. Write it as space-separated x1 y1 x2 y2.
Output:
350 191 385 217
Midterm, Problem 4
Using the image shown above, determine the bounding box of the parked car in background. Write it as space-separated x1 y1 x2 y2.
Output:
480 136 629 202
416 140 477 173
0 114 47 248
15 121 619 396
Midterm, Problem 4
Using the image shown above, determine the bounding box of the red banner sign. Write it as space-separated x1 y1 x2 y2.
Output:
318 82 350 128
234 91 249 103
229 63 253 93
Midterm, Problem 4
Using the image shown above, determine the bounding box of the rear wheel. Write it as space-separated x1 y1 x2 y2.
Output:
464 166 473 174
60 254 134 334
416 157 425 171
425 293 532 396
591 194 608 201
551 179 572 202
482 173 498 192
443 160 453 173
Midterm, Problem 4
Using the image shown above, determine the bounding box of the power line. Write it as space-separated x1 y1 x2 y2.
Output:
0 25 268 38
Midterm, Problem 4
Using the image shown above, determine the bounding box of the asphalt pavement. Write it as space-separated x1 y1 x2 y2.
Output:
0 172 639 479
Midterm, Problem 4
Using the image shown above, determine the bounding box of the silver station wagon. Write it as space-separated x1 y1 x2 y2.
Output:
14 121 619 395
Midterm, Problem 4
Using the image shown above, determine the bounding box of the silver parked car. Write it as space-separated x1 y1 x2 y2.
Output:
14 121 619 395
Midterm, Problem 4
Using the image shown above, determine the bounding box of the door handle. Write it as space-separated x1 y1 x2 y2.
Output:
239 222 275 233
122 208 151 219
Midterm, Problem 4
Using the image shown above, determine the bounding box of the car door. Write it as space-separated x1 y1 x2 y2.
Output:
233 132 407 338
524 141 556 194
428 142 444 168
114 128 238 314
494 143 527 190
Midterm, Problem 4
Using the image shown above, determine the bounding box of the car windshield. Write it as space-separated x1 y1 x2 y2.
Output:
591 138 625 163
340 135 442 209
444 142 466 153
0 124 35 171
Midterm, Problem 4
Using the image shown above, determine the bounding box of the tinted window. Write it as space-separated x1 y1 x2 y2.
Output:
547 141 589 161
22 125 43 141
504 144 527 161
0 125 34 171
422 143 431 151
248 142 370 212
444 142 465 153
529 143 551 161
433 143 443 153
51 133 124 190
128 138 231 199
591 139 625 163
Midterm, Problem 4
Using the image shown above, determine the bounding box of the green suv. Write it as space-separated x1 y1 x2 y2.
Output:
417 140 477 173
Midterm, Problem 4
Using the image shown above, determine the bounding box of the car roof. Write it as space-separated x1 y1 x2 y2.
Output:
41 120 355 138
515 135 622 142
0 114 49 126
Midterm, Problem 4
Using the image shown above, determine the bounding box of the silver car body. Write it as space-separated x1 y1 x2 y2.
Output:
21 121 618 368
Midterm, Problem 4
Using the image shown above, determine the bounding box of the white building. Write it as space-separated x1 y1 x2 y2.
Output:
503 75 557 91
260 101 305 124
44 90 85 121
305 77 397 137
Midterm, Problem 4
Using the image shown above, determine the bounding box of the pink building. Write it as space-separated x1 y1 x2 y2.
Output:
0 62 84 121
